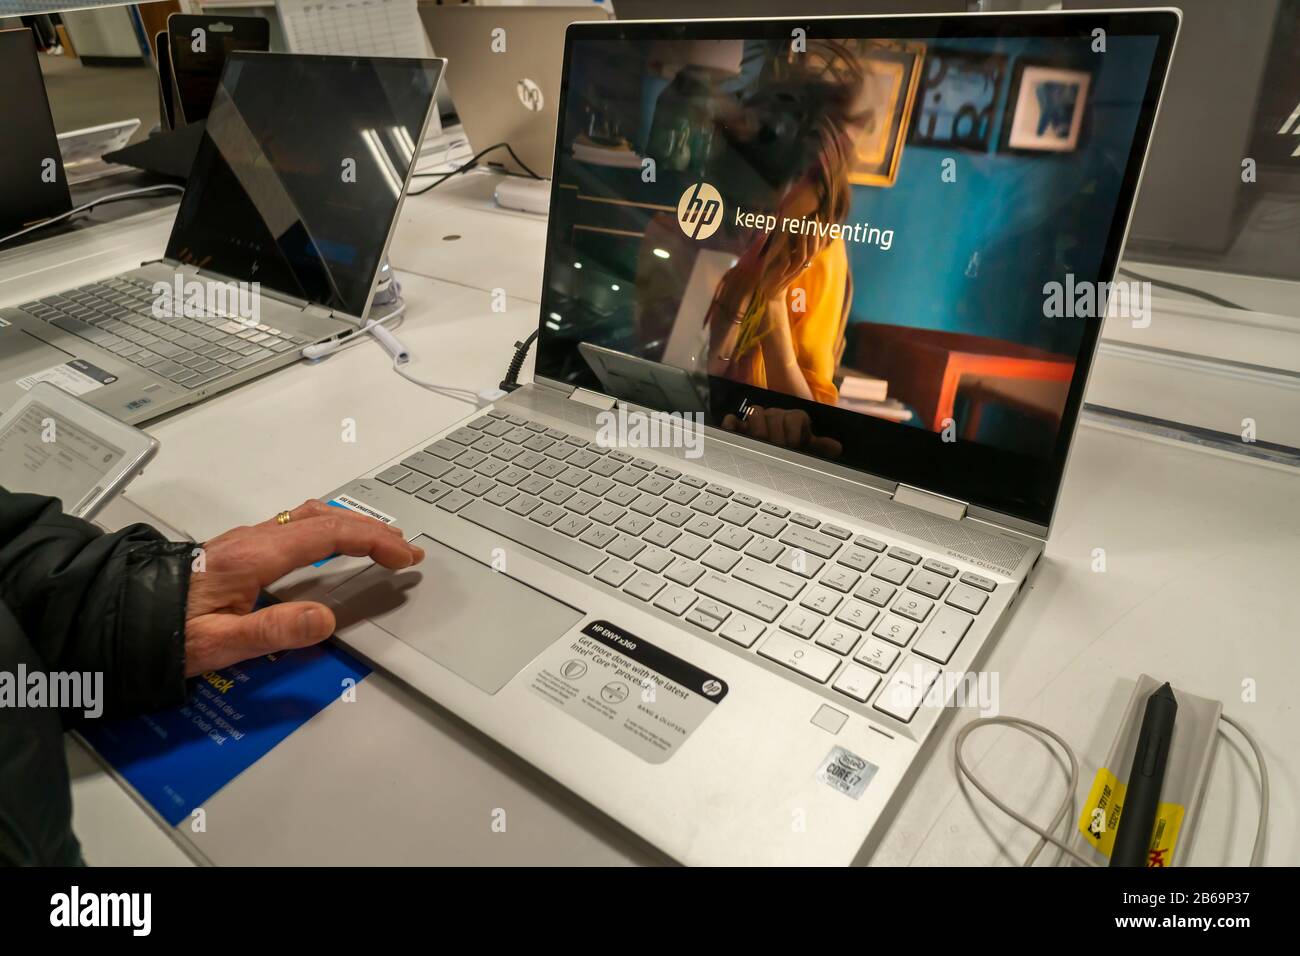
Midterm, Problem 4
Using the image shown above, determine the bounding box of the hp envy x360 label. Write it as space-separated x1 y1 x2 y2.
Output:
528 620 728 764
17 360 117 396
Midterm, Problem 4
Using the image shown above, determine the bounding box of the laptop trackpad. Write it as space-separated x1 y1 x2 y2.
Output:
326 533 583 694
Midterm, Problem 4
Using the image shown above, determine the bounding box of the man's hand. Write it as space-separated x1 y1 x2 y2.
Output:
183 500 424 675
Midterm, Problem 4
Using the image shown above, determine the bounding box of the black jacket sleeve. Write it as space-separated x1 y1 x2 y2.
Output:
0 489 193 719
0 489 196 865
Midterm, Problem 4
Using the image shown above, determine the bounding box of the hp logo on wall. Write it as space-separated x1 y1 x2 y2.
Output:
676 182 724 240
516 78 544 112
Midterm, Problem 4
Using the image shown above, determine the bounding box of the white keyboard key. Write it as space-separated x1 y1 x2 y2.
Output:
714 525 753 550
670 533 710 560
694 572 785 623
643 524 681 548
775 547 824 579
733 559 804 600
801 587 843 616
891 591 933 623
872 614 917 646
913 606 974 664
960 571 998 592
692 598 731 623
685 607 722 631
623 572 666 602
554 515 591 538
658 504 693 527
686 599 731 631
664 484 699 505
664 561 705 587
635 546 674 573
947 583 989 614
718 502 756 526
749 513 786 538
590 502 624 524
701 545 741 573
853 637 900 672
744 537 783 562
923 558 959 578
719 615 764 648
870 557 912 585
758 632 839 683
778 526 840 560
832 664 881 703
780 608 822 639
838 546 876 572
530 504 566 527
873 662 940 723
835 599 878 631
594 559 635 588
607 486 640 507
580 525 618 549
855 579 896 607
653 585 697 617
887 545 922 565
815 623 861 656
907 569 950 600
820 565 860 592
607 536 645 561
615 513 653 536
685 514 723 538
691 493 727 515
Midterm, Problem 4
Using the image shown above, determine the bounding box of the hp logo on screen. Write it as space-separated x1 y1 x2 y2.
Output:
676 182 724 240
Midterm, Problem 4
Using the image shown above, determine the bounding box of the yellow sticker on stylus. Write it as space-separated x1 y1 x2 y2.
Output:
1078 767 1185 866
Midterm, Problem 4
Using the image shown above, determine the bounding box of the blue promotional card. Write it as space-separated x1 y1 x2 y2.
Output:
82 641 370 826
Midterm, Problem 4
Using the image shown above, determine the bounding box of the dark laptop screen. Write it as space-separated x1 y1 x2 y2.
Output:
0 29 72 234
535 13 1176 529
166 53 441 318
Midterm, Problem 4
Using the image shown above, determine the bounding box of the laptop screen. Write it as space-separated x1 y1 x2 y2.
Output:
534 12 1177 530
0 29 72 234
166 53 442 319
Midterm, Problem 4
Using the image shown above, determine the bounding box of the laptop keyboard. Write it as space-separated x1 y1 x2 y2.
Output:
375 409 999 723
18 277 312 391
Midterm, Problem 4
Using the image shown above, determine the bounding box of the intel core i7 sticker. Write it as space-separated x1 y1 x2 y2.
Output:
817 746 878 799
528 620 727 764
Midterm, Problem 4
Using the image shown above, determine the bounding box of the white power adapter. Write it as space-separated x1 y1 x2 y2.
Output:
494 177 551 215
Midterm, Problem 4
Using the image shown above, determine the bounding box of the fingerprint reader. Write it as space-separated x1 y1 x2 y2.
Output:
812 704 847 735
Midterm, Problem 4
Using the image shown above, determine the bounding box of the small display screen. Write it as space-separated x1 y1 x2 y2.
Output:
0 403 125 514
166 53 442 318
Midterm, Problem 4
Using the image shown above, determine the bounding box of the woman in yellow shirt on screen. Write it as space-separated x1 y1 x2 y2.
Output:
705 52 861 406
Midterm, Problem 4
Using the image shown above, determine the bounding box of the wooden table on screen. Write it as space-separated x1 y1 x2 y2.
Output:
845 323 1076 433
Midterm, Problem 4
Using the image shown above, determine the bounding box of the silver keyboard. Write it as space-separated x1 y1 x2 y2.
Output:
18 277 311 391
375 408 1000 723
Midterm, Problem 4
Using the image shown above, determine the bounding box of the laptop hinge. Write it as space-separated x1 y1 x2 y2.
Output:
568 387 616 411
892 483 968 521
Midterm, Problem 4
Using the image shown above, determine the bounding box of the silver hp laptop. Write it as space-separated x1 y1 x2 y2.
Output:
418 3 609 179
286 11 1178 865
0 53 443 426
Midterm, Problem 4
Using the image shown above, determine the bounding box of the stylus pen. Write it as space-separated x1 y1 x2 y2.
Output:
1110 682 1178 867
